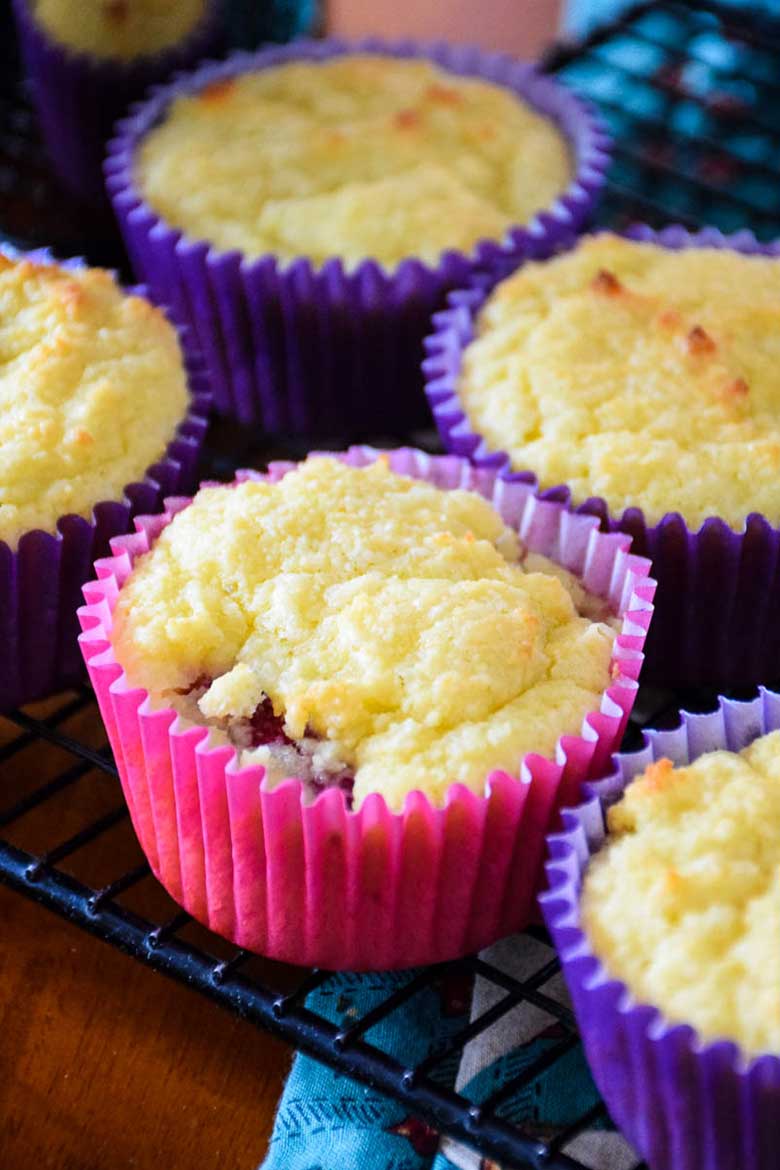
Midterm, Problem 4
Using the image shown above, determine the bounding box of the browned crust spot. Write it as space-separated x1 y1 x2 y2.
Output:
323 129 346 148
425 83 463 106
687 325 716 355
199 78 236 105
58 280 87 316
641 757 675 792
104 0 128 23
590 269 623 296
727 377 750 397
394 108 420 130
16 257 54 280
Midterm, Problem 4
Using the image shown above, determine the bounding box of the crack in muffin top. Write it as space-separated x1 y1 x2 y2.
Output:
111 457 617 810
0 254 188 548
457 233 780 528
136 55 571 270
582 732 780 1055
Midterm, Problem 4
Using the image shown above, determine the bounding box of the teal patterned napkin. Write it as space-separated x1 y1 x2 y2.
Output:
260 935 637 1170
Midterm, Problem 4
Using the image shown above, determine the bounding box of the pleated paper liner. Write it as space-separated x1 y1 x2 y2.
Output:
78 446 654 970
12 0 224 208
423 224 780 687
104 38 610 435
542 689 780 1170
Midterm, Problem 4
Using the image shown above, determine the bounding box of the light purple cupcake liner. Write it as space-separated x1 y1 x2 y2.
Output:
0 250 210 711
423 224 780 688
541 689 780 1170
12 0 224 208
104 38 610 435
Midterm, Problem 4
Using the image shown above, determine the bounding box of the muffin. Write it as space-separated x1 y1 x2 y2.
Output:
136 55 572 271
1 249 208 711
543 693 780 1170
424 224 780 686
33 0 209 58
105 39 609 433
585 741 779 1056
12 0 223 207
79 446 654 969
111 457 619 811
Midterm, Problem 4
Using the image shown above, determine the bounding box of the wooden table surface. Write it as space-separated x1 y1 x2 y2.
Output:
0 696 293 1170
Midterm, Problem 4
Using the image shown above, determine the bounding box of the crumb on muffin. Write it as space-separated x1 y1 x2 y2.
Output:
582 732 780 1055
0 253 188 548
33 0 207 60
111 458 617 810
136 55 572 269
457 233 780 528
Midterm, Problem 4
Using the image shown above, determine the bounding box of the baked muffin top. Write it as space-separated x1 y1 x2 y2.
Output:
33 0 207 60
0 254 188 548
582 733 780 1055
457 233 780 529
136 55 572 270
111 457 616 810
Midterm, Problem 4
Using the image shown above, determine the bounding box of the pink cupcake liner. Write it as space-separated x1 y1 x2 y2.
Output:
0 249 210 712
423 223 780 688
104 38 609 435
78 446 654 970
12 0 224 208
542 689 780 1170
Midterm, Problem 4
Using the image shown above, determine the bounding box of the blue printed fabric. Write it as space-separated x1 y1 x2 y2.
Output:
262 968 473 1170
259 936 634 1170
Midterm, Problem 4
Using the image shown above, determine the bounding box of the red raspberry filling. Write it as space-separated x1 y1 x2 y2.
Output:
248 695 292 747
182 676 355 805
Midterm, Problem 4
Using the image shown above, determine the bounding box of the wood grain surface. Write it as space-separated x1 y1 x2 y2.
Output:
0 696 293 1170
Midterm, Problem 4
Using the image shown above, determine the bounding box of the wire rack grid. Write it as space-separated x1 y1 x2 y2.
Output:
3 2 780 1167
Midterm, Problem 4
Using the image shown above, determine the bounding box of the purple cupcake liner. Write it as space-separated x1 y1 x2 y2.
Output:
12 0 224 208
104 38 610 436
0 251 210 711
423 223 780 688
540 689 780 1170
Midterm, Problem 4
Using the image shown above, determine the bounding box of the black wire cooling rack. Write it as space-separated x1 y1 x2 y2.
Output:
3 2 780 1168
